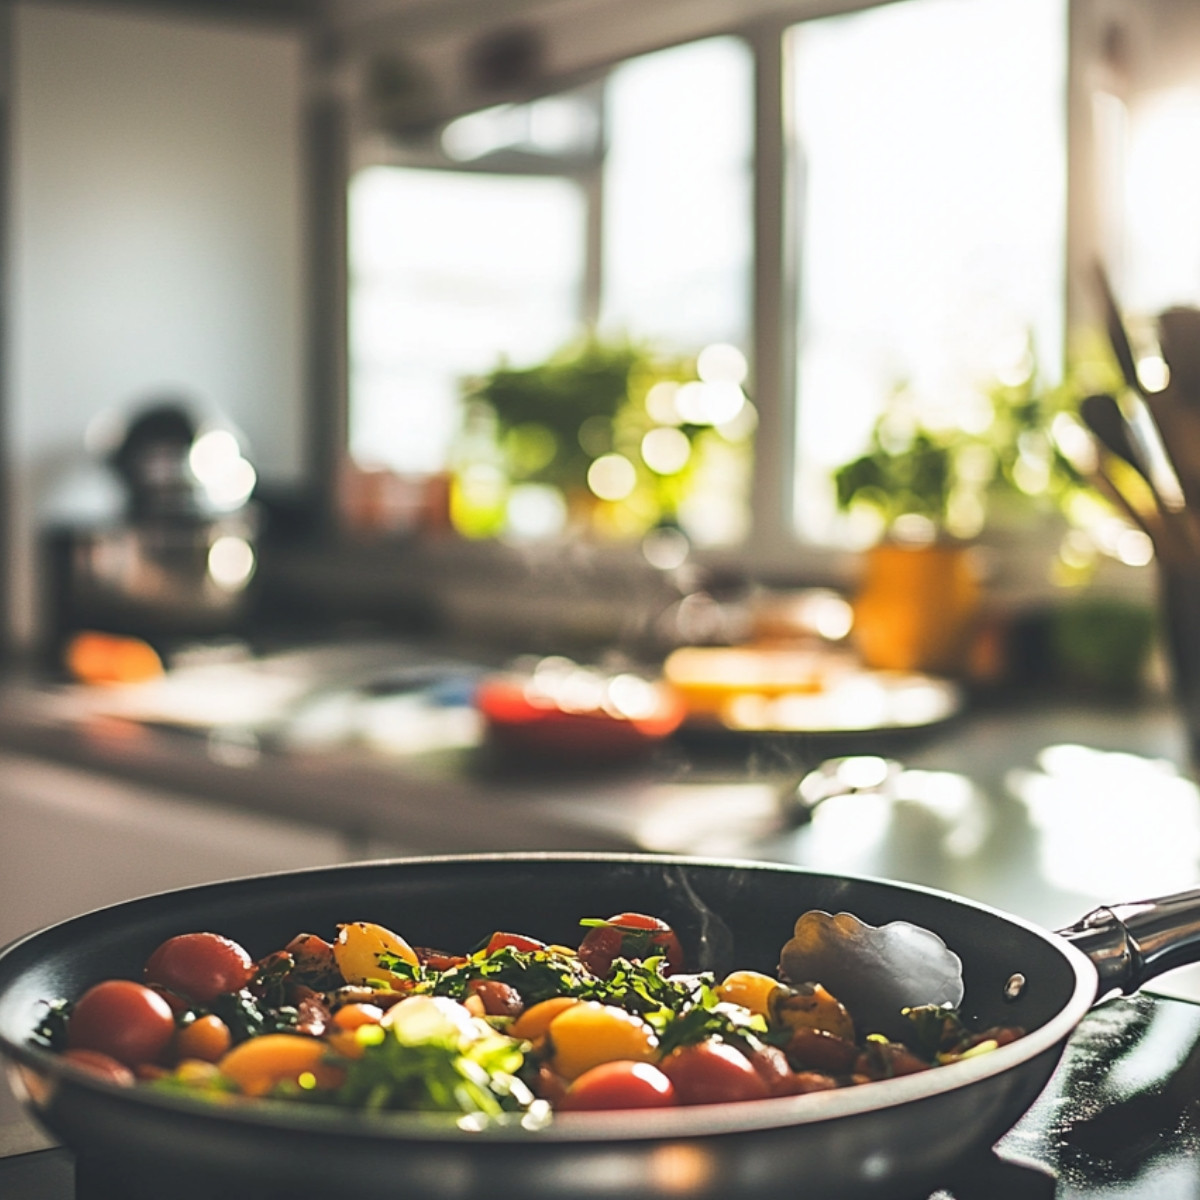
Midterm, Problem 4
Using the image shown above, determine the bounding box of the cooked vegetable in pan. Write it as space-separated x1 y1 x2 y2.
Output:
33 911 1024 1123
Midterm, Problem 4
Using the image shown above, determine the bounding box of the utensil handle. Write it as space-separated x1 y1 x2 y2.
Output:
1059 888 1200 996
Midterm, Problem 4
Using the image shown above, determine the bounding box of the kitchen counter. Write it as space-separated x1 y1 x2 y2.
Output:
2 648 1200 1197
4 643 1200 987
0 645 1192 934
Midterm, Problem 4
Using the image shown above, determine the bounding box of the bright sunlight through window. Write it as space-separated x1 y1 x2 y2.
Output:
348 168 585 475
789 0 1068 544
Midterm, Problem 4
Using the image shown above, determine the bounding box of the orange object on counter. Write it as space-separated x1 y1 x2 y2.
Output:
65 631 165 685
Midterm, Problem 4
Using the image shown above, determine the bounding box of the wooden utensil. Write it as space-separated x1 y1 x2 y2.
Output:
1157 307 1200 402
1052 410 1177 558
1091 262 1200 513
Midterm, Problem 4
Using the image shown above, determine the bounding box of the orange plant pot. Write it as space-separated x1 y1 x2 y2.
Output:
851 541 981 675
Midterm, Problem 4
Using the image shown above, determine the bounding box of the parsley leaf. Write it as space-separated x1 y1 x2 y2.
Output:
430 947 592 1005
329 997 543 1123
211 988 299 1043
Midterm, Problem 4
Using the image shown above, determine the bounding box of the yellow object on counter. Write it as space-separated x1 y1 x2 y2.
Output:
662 646 831 718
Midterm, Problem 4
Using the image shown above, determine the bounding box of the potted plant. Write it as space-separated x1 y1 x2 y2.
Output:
453 336 754 543
832 363 1088 674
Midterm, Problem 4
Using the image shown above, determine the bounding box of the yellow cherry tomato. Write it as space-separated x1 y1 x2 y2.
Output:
333 922 419 989
715 970 784 1018
218 1034 344 1097
509 996 580 1043
548 1001 658 1081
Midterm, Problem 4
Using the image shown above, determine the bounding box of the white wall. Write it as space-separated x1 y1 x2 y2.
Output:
7 2 308 649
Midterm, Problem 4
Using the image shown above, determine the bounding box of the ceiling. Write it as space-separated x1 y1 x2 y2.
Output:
50 0 877 134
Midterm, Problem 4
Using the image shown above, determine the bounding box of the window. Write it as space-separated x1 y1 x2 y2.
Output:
599 37 753 353
348 167 586 477
789 0 1068 544
345 0 1195 568
346 37 754 545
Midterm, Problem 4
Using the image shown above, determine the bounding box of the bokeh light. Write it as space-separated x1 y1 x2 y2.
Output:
645 381 683 425
207 536 256 590
641 427 691 475
587 453 637 501
505 484 568 540
696 342 748 385
190 430 256 510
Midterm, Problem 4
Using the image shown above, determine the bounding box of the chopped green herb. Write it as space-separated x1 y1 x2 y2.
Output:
430 947 592 1006
211 988 299 1043
326 996 543 1123
652 988 768 1056
901 1004 970 1061
376 953 421 982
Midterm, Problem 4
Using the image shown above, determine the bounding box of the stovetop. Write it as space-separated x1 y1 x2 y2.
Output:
2 993 1198 1199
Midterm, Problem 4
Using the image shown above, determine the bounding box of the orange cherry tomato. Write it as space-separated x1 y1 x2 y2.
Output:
173 1014 232 1063
509 996 580 1042
332 1003 385 1031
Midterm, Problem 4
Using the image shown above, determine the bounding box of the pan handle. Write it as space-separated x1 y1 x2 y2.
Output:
1058 887 1200 996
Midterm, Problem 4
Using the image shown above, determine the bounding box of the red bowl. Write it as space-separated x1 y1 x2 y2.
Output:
475 677 686 758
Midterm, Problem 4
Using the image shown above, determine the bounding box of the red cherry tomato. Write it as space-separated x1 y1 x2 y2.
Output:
558 1060 678 1112
67 980 176 1067
659 1039 771 1106
144 932 255 1004
576 925 623 977
742 1042 797 1097
578 913 683 977
146 984 190 1016
484 931 547 956
61 1047 136 1086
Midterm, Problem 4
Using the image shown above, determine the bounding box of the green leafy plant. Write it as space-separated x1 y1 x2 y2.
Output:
454 335 754 541
834 419 956 531
833 353 1103 543
464 338 646 495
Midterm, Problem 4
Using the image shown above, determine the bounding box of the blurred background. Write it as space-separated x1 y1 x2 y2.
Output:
5 0 1200 973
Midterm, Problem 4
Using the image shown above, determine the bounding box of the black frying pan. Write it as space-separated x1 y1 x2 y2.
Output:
0 853 1196 1200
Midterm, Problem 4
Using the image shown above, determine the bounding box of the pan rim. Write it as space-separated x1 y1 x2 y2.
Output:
0 852 1100 1144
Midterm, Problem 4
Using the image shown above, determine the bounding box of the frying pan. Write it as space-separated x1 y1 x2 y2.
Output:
1 852 1198 1200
